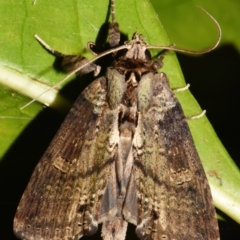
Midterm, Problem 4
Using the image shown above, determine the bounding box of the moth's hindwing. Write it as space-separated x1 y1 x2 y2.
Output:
130 72 219 240
13 76 121 240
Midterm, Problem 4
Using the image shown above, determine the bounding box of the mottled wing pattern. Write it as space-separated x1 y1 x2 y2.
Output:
131 72 219 240
14 77 119 240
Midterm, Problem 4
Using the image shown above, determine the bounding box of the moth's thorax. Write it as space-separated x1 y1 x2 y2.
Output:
113 33 159 80
110 34 158 122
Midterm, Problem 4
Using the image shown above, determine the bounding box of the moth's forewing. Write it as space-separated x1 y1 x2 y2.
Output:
13 60 220 240
128 72 219 240
13 77 120 240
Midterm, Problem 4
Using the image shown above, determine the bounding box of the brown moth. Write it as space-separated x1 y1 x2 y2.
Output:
13 0 221 239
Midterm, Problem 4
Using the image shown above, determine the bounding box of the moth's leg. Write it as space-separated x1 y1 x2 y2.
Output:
152 45 174 71
108 0 120 47
34 34 100 76
187 110 206 120
171 78 206 120
155 46 199 117
87 0 120 56
87 41 99 56
173 84 190 93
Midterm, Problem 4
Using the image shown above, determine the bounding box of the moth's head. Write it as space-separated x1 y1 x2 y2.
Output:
124 32 151 61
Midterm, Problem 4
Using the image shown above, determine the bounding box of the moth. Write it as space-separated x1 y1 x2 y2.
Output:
14 0 221 239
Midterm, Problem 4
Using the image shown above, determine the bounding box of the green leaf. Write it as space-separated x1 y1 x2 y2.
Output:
0 0 239 231
151 0 240 51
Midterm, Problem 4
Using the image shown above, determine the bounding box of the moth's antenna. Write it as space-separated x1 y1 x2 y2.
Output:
147 6 221 54
109 0 120 47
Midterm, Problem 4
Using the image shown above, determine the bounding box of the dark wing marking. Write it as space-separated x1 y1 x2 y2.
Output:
14 77 119 240
130 72 219 240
